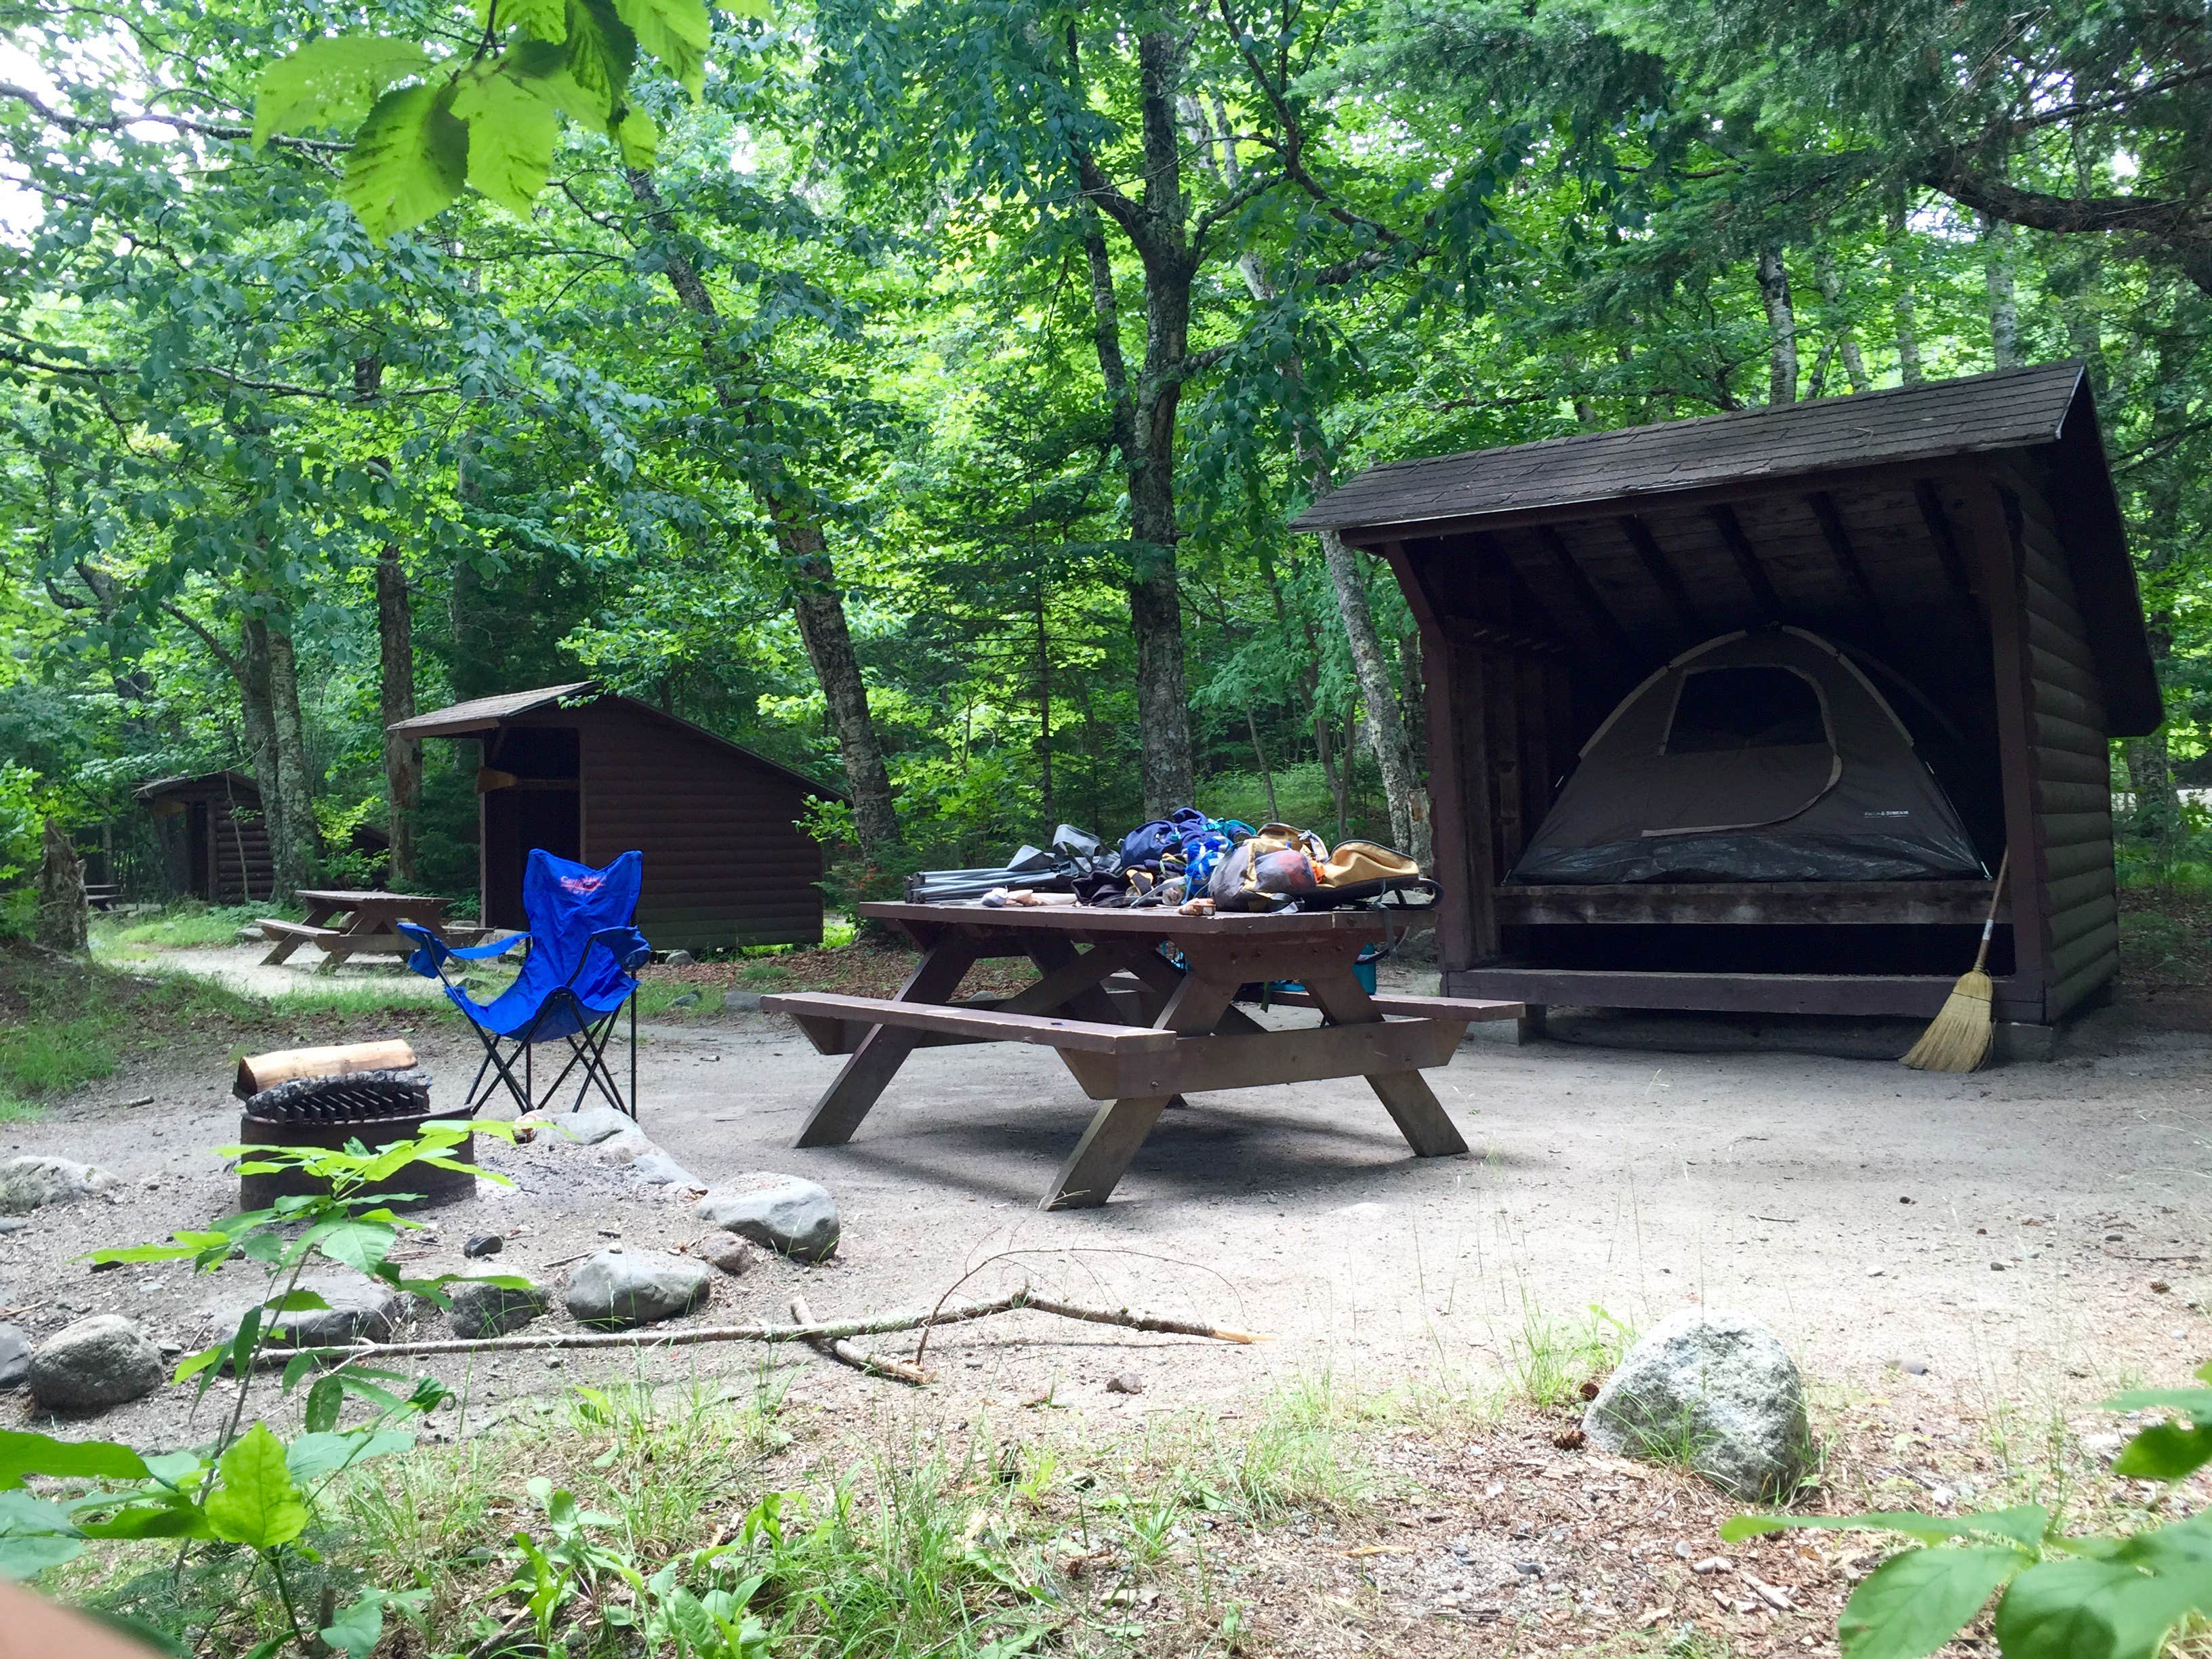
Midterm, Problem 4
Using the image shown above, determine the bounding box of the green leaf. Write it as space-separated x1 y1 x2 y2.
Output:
306 1217 398 1275
1840 1546 2027 1659
305 1375 343 1435
616 104 659 168
451 71 560 216
2114 1421 2212 1481
286 1429 413 1483
254 37 432 148
321 1588 428 1658
341 83 469 243
0 1431 149 1491
613 0 708 96
1994 1555 2206 1659
562 0 637 126
174 1343 226 1387
0 1490 84 1580
77 1498 210 1541
203 1424 308 1551
483 0 568 39
1723 1507 2045 1549
2102 1389 2212 1420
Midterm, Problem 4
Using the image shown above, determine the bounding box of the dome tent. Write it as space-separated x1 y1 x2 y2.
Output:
1508 628 1985 886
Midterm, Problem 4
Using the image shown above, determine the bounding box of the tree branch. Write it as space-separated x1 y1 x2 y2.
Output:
0 81 350 153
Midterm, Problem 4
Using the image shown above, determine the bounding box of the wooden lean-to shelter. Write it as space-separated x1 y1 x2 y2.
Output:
1294 364 2158 1034
136 772 273 902
388 682 841 951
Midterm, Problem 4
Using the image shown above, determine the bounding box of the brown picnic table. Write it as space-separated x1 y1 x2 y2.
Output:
259 889 455 971
761 901 1523 1210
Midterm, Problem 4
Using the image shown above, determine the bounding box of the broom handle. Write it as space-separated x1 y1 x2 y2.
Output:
1971 848 2011 975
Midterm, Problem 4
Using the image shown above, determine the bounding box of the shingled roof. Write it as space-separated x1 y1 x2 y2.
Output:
1292 363 2088 533
385 682 597 737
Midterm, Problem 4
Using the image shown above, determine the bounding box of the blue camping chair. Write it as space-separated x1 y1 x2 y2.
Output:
399 849 652 1119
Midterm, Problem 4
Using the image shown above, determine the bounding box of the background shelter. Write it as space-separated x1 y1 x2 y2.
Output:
388 683 842 951
1294 363 2158 1033
134 772 272 902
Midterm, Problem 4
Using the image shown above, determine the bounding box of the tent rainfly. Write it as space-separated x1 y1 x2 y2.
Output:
1294 363 2158 1046
387 683 844 951
1511 627 1983 886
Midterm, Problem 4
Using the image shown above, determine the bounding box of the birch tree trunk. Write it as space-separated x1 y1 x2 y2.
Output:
376 544 420 889
1756 247 1799 405
1888 202 1925 384
1983 214 2024 369
1317 519 1431 865
1813 247 1871 394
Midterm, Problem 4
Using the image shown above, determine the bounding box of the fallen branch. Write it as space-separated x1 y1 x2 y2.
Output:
791 1293 930 1386
250 1286 1265 1370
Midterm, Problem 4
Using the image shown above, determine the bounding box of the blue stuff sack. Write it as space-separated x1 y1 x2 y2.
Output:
1120 819 1182 870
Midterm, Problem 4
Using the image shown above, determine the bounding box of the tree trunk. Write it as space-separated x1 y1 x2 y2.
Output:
375 544 420 890
1315 710 1346 838
1035 579 1053 825
1813 247 1871 394
35 819 87 953
785 523 901 855
1888 203 1925 384
1756 247 1799 405
1399 629 1426 766
1246 708 1278 821
2127 733 2181 867
1317 522 1431 865
1983 214 2024 369
237 615 287 899
264 623 316 901
626 168 901 855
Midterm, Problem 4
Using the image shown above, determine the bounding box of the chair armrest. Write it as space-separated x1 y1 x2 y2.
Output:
396 921 526 980
585 926 653 974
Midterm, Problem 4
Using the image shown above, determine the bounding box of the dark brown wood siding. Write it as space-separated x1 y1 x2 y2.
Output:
2008 472 2119 1018
569 706 825 950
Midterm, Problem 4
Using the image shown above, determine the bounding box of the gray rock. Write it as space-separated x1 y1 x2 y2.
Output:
449 1278 549 1340
563 1250 710 1329
0 1323 29 1389
632 1151 702 1188
585 1129 656 1166
464 1233 504 1258
518 1104 636 1146
0 1155 119 1214
0 1217 25 1235
207 1275 404 1348
664 949 695 966
697 1172 840 1263
235 924 264 945
725 990 764 1013
555 1105 638 1145
28 1315 165 1412
702 1235 757 1277
1582 1310 1808 1500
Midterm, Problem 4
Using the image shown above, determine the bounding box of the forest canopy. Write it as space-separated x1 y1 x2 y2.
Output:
2 0 2205 916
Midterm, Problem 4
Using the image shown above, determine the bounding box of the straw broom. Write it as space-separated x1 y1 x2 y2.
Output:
1901 848 2009 1073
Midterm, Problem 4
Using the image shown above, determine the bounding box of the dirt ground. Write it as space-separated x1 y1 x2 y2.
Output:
8 937 2212 1652
6 941 2209 1436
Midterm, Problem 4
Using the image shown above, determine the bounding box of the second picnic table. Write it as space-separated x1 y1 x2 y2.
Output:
259 889 454 970
762 900 1521 1210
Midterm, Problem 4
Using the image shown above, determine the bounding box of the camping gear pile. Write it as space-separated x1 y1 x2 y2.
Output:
907 813 1432 915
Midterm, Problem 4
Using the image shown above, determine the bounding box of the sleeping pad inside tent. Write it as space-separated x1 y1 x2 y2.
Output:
1508 628 1986 886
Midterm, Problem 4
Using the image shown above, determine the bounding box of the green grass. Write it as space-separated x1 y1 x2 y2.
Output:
635 979 726 1021
95 901 295 951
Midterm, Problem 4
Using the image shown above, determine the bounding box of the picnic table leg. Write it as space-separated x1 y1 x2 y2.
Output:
260 901 337 966
1301 963 1469 1158
794 937 979 1148
1042 972 1239 1210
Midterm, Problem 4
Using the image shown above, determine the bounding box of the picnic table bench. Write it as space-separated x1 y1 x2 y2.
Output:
259 890 462 971
762 901 1521 1210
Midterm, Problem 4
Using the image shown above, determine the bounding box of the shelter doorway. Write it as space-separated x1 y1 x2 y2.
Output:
479 727 581 931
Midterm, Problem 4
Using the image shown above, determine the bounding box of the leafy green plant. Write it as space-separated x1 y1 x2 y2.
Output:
0 1122 523 1657
1724 1361 2212 1659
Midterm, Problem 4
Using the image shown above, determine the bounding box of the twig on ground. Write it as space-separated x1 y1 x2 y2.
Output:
791 1292 930 1385
248 1286 1265 1370
464 1607 534 1659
